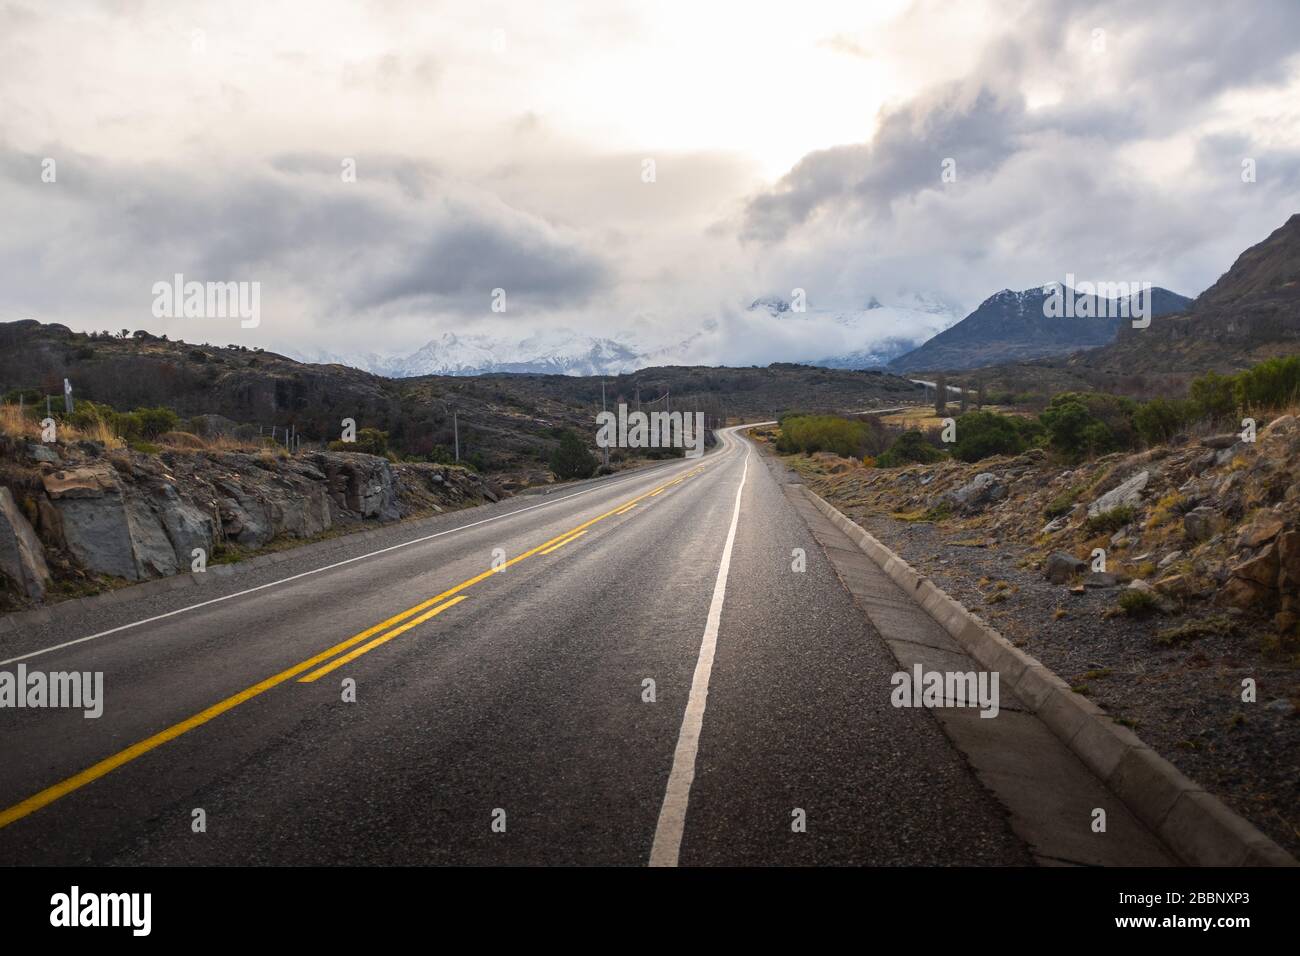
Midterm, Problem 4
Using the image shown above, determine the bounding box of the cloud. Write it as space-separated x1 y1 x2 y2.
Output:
738 0 1300 315
4 0 1300 369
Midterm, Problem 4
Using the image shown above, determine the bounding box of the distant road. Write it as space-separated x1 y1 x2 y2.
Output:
0 426 1048 864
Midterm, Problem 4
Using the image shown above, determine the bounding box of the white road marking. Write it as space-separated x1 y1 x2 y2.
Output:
0 452 725 668
649 444 751 867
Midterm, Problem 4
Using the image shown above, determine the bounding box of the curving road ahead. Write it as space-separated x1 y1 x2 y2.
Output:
0 426 1054 865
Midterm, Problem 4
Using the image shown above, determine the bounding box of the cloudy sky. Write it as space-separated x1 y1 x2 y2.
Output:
2 0 1300 366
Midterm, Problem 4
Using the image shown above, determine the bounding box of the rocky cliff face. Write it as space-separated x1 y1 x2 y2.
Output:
0 440 499 607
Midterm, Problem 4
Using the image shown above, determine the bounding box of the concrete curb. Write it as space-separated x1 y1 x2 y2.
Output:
802 486 1296 867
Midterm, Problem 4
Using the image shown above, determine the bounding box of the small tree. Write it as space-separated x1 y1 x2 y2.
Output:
549 429 598 480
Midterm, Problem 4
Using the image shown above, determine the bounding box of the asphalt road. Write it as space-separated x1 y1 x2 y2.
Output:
0 426 1029 865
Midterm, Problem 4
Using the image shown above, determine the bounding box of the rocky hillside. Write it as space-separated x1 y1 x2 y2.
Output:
0 435 498 611
888 285 1191 374
1068 214 1300 382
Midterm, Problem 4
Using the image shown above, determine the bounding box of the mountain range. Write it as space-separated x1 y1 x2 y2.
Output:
886 285 1193 373
288 295 961 378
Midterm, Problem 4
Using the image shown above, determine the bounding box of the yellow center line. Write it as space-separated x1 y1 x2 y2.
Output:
613 503 638 515
0 453 726 830
538 529 588 555
297 596 467 683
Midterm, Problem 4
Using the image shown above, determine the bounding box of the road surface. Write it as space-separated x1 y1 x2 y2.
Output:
0 426 1044 865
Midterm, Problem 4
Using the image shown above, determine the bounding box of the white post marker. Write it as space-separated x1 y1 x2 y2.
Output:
650 445 750 866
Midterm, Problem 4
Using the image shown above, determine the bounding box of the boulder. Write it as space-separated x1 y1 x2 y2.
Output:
1040 516 1068 535
1236 513 1285 550
1183 507 1223 543
1278 530 1300 591
1156 549 1184 570
1220 576 1273 609
1087 470 1149 518
940 472 1004 514
0 488 52 600
1230 543 1279 588
1044 551 1087 584
1201 433 1240 449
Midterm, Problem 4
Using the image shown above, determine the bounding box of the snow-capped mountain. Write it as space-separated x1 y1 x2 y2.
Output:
284 293 962 377
289 329 650 377
746 293 961 369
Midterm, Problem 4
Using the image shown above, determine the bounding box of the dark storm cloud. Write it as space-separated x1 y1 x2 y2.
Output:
0 147 611 321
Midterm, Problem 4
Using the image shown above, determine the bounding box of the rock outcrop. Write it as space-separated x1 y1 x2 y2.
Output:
0 487 51 600
0 442 498 606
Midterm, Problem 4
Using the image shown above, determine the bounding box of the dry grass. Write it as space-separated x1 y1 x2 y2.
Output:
875 403 1021 431
0 403 124 449
0 403 40 440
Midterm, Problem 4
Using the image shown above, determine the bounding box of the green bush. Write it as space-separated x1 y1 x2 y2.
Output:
1133 397 1197 446
877 429 944 467
776 415 871 458
1083 504 1135 536
1235 356 1300 413
1117 588 1159 619
1188 371 1238 423
128 406 181 439
328 427 389 456
952 411 1027 462
1040 392 1136 461
549 429 598 480
1043 487 1081 520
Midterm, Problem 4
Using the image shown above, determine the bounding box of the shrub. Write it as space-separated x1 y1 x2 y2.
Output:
1188 371 1238 423
776 415 872 458
1235 356 1300 413
128 406 181 439
877 429 944 467
1043 487 1081 520
952 411 1025 462
1084 505 1135 536
1133 397 1197 446
1117 589 1159 618
328 427 389 456
1040 392 1136 461
548 429 598 480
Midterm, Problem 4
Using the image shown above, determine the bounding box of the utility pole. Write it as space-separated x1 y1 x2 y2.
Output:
453 409 460 463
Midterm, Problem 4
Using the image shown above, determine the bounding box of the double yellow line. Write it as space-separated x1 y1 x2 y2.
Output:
0 458 711 831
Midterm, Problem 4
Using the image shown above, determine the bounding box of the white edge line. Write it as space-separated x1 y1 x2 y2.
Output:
0 451 728 668
648 442 751 867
